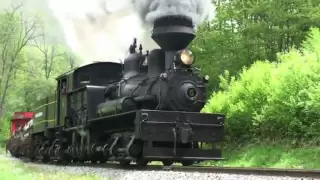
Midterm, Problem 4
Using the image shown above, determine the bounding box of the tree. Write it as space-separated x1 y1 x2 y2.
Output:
0 3 41 117
31 25 64 79
63 51 77 69
191 0 320 93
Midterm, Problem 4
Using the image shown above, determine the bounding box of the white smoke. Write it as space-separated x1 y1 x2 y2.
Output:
48 0 215 65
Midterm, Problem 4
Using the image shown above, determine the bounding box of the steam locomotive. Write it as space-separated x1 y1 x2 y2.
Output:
7 16 225 167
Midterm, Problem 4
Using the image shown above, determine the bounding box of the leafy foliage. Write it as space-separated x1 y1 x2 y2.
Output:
0 4 80 141
203 28 320 144
0 117 10 145
191 0 320 92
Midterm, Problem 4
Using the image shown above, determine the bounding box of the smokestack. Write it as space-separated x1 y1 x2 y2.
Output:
151 16 195 51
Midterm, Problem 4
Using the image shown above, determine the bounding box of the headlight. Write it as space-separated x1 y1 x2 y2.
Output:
179 49 195 65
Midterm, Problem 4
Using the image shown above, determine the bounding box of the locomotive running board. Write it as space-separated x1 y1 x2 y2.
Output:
134 109 225 160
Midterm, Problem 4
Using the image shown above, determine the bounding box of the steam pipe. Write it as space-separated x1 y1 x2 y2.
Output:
133 95 155 102
164 51 176 71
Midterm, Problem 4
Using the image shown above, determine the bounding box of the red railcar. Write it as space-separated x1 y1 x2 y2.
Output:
10 112 34 135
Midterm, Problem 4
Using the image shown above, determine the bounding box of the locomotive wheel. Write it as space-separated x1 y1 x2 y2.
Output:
29 157 36 162
136 158 148 167
119 160 131 166
41 156 50 163
28 155 36 162
60 154 72 165
181 160 194 166
57 159 70 165
162 160 173 166
27 147 36 162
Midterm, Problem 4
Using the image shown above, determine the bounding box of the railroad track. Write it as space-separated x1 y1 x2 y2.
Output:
170 166 320 178
15 157 320 178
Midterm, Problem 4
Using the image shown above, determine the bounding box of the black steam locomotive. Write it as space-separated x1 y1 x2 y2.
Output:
7 16 225 167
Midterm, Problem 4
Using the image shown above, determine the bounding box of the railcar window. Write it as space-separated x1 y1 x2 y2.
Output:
61 81 67 95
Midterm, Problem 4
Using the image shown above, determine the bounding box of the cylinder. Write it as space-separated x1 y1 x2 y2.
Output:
97 97 137 116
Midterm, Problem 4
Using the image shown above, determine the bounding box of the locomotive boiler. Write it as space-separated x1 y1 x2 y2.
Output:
7 15 225 167
98 17 207 115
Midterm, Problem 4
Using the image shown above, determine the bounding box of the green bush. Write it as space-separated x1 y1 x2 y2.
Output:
203 28 320 144
0 117 10 146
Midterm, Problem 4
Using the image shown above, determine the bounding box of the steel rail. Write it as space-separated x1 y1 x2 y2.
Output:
168 166 320 178
17 157 320 178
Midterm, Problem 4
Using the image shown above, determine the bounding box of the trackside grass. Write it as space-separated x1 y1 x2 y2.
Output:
0 156 105 180
201 142 320 169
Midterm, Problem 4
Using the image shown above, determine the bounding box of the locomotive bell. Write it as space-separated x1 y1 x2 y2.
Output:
151 16 195 51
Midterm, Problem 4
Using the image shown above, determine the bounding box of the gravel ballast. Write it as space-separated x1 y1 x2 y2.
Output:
1 155 319 180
